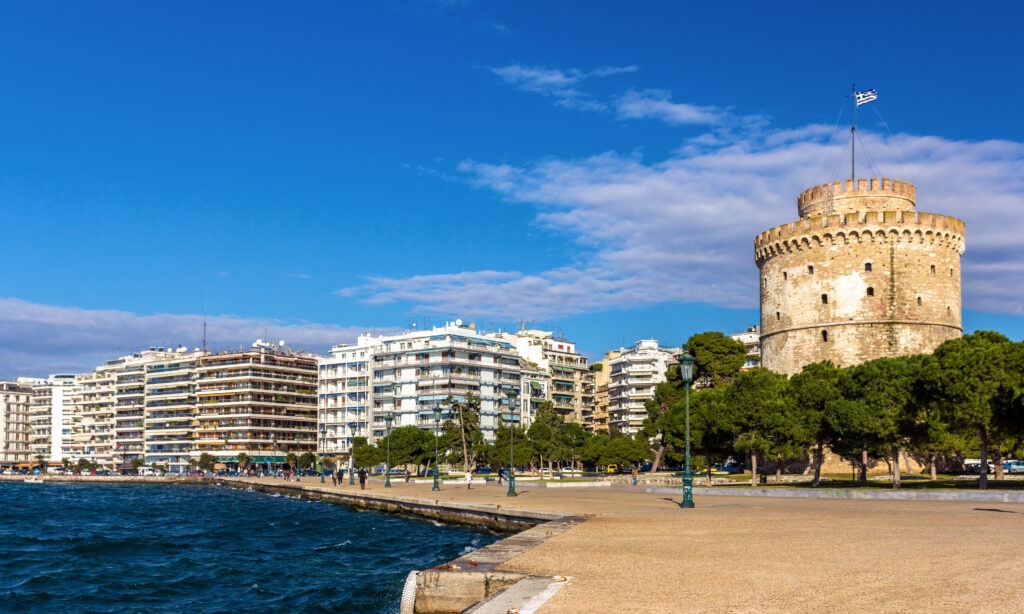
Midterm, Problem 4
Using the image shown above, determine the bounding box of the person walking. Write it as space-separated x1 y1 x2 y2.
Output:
464 470 473 490
497 466 504 485
357 467 367 490
631 465 639 486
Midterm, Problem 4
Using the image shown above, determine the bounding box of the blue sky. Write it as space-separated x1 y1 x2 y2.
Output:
2 1 1023 378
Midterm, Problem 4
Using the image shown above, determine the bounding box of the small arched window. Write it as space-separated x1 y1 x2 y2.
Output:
867 287 874 297
865 262 872 272
930 264 936 275
917 297 923 306
776 311 780 321
821 294 828 304
821 330 828 342
808 265 814 274
783 271 788 280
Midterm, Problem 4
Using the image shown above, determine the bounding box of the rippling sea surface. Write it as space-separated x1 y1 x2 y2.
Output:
0 482 497 613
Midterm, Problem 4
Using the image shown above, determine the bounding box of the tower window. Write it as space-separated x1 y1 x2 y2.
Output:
776 311 780 321
917 297 922 306
865 262 872 272
763 277 767 288
930 264 936 275
821 330 828 342
950 267 954 277
808 266 814 274
821 294 828 304
867 287 874 296
783 271 788 280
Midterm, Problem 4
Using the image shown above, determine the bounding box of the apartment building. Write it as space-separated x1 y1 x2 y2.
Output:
24 375 78 465
194 340 318 469
497 329 595 428
144 350 204 472
0 381 33 469
320 321 521 451
730 326 762 370
607 340 678 435
590 350 620 433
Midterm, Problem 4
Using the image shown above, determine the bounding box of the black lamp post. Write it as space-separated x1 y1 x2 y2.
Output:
319 423 326 483
506 388 519 497
678 351 696 509
384 413 393 488
348 422 356 485
432 406 441 491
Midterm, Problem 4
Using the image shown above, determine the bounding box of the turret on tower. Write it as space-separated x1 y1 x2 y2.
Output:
755 177 965 375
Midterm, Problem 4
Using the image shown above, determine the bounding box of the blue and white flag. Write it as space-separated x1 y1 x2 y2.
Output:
855 89 878 106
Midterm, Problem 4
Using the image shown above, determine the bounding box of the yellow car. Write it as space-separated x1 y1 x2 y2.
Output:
605 464 619 474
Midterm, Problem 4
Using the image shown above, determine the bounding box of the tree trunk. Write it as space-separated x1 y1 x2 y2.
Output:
750 451 759 487
859 449 868 483
705 452 713 486
811 442 824 487
929 452 937 481
775 453 782 483
651 444 665 474
993 451 1005 481
891 445 901 490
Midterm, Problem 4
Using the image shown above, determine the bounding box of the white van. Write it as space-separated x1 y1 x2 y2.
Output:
138 467 158 476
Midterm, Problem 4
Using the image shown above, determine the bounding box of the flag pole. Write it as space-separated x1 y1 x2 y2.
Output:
851 83 857 184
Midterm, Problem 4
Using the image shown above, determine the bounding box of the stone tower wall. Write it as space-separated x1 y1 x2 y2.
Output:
755 179 965 375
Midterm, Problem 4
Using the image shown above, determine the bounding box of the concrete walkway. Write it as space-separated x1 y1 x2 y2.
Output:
230 476 1024 613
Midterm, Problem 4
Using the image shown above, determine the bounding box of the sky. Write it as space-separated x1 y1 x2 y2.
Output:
2 1 1023 379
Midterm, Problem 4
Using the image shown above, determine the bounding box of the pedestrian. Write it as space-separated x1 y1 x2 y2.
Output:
497 466 504 485
464 471 473 490
357 467 367 490
631 466 639 486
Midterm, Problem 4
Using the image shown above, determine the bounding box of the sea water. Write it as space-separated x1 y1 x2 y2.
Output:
0 482 496 613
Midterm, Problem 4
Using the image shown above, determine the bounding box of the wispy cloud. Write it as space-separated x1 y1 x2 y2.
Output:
614 89 724 126
0 299 388 379
489 64 638 111
342 130 1024 321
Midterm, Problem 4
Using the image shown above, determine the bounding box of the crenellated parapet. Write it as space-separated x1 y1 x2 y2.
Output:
754 210 966 266
798 177 916 218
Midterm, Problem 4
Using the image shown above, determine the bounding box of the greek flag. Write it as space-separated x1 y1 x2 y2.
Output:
855 89 878 106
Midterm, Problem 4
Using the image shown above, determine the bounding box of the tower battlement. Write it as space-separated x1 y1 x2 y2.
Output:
798 177 916 218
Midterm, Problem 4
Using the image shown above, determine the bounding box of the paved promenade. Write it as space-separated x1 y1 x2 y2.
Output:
235 475 1024 613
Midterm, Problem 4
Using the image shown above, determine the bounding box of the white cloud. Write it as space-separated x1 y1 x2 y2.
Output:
0 298 384 379
489 64 637 111
343 129 1024 322
615 89 724 126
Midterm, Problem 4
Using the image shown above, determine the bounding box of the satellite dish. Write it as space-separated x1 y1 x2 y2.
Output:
455 319 463 326
279 340 285 347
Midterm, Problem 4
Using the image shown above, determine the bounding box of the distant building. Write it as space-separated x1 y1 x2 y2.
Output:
607 340 678 436
194 340 318 471
590 350 620 433
319 321 521 452
24 374 78 465
729 326 761 370
497 329 594 428
0 381 33 469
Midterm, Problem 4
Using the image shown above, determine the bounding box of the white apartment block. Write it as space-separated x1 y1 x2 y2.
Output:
319 321 522 452
144 349 206 472
730 325 762 370
1 381 33 469
607 340 679 435
24 375 78 465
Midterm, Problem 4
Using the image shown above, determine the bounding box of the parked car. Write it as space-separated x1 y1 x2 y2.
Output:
1003 460 1024 474
605 464 619 474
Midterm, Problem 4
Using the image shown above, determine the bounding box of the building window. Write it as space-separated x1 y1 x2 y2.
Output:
821 294 828 304
865 262 872 272
821 330 828 342
867 287 874 296
763 277 767 288
950 267 954 277
930 264 936 275
808 266 814 274
776 312 780 321
917 297 922 306
783 271 788 280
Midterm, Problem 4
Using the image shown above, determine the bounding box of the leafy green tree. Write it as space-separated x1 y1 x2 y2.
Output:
690 385 734 484
380 425 434 470
560 422 588 470
929 331 1024 489
351 437 382 468
198 452 217 471
600 433 650 467
907 354 962 479
581 431 611 470
446 393 485 471
642 367 685 472
685 331 748 388
492 421 532 471
528 404 564 474
790 361 842 486
236 452 250 472
298 451 316 471
725 368 796 484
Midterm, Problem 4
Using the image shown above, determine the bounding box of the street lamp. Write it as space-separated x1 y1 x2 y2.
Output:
432 406 441 491
348 422 356 485
384 413 393 488
678 351 696 509
319 423 326 483
506 388 519 497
